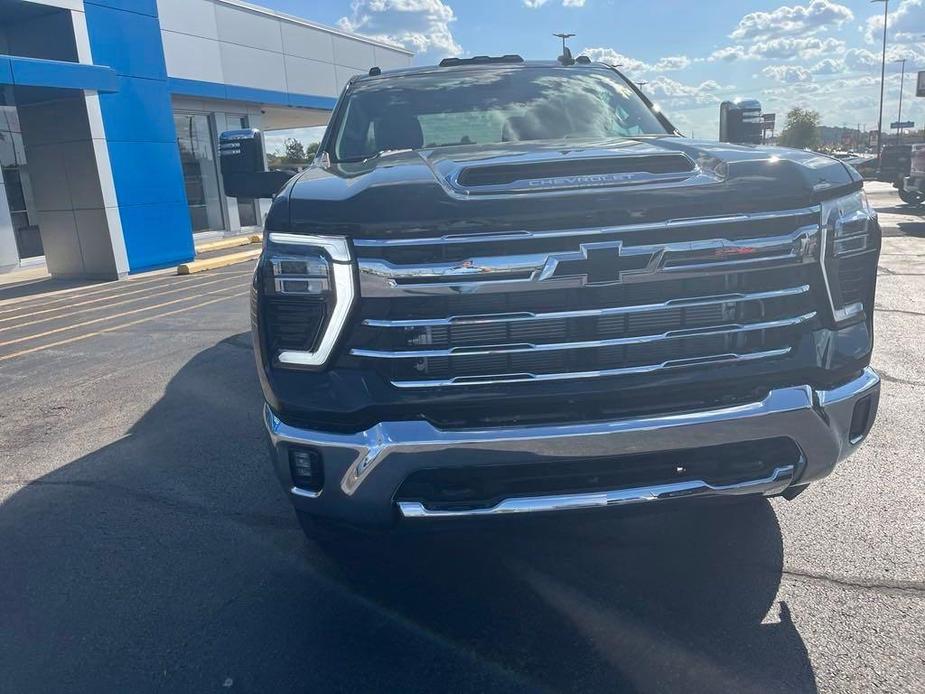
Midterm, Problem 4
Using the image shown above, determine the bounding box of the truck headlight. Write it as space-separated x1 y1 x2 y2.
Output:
819 191 879 324
257 233 355 369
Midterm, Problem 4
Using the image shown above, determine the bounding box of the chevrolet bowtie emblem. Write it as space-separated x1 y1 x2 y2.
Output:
540 241 658 285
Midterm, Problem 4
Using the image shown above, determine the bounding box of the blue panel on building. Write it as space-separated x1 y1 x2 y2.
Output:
85 0 158 18
224 84 290 108
108 141 188 207
9 56 118 92
99 76 176 143
84 4 166 80
0 57 12 85
119 203 196 273
167 77 227 101
86 2 193 273
168 77 339 112
288 93 339 110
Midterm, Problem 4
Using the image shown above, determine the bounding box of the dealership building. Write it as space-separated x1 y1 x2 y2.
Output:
0 0 412 279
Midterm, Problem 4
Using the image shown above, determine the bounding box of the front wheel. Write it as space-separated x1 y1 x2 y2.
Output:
898 188 924 205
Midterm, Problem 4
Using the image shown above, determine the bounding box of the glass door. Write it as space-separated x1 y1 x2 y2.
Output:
174 112 225 232
229 115 260 228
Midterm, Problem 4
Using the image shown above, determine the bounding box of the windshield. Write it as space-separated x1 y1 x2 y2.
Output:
330 66 670 162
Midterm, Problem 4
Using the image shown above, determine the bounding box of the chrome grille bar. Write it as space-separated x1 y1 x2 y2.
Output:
351 312 816 359
362 285 811 328
389 347 794 389
352 206 821 247
358 225 819 294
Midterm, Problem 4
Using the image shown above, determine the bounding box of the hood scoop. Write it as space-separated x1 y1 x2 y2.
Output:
453 153 697 195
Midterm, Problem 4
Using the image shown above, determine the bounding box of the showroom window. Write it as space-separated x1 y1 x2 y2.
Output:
0 88 42 260
174 112 225 232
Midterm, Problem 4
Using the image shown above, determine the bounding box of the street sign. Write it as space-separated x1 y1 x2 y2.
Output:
918 71 925 97
891 121 915 129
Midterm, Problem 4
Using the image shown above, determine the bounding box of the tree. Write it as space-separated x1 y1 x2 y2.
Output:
283 137 306 163
778 107 821 150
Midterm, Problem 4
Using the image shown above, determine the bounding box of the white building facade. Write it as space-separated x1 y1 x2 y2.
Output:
0 0 412 278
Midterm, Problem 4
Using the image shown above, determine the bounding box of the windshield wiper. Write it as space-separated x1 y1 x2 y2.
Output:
333 148 413 164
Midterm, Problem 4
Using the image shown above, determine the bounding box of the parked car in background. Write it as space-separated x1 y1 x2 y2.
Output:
876 144 918 203
902 144 925 206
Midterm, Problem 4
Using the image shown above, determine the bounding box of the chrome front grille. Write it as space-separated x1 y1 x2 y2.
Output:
346 207 823 388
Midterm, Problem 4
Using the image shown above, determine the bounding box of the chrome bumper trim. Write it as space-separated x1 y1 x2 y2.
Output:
264 368 880 526
397 465 796 518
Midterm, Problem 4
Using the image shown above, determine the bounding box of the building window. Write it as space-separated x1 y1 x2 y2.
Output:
0 89 42 260
174 112 225 232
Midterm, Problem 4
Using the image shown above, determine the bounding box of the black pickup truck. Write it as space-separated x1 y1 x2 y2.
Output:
223 56 881 537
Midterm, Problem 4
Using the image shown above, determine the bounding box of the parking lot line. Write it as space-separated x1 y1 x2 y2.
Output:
0 272 251 333
0 291 249 363
0 285 249 349
0 268 252 316
0 269 252 324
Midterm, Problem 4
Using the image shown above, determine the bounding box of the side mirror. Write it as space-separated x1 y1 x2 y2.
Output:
219 129 295 198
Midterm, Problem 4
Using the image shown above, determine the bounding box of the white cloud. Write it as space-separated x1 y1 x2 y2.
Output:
844 44 925 73
810 58 844 75
580 47 651 72
580 48 692 74
337 0 461 58
709 36 846 62
645 77 731 109
762 65 814 83
708 45 746 62
754 36 845 59
730 0 853 40
865 0 925 44
654 55 692 71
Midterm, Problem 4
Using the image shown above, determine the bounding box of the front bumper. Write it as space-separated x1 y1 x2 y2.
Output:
265 368 880 527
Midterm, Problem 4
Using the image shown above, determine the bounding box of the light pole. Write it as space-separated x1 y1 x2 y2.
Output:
872 0 889 166
894 58 907 143
553 33 574 55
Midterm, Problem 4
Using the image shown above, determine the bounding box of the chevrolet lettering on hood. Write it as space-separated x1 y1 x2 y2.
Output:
526 172 640 188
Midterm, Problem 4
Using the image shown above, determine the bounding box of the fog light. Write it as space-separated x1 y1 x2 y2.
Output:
289 448 324 493
849 396 873 444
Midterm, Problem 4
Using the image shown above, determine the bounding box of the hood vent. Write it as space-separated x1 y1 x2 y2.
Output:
455 153 697 192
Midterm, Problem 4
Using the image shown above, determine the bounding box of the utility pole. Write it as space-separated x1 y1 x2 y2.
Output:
872 0 890 166
895 58 907 143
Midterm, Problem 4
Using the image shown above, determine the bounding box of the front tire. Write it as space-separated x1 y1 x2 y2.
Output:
898 188 924 205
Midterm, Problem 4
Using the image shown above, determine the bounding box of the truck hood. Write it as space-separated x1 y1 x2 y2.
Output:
280 136 860 238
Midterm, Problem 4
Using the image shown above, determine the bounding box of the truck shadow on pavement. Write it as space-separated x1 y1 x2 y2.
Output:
0 334 816 693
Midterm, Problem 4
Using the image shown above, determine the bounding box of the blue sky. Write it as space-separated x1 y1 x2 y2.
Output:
257 0 925 142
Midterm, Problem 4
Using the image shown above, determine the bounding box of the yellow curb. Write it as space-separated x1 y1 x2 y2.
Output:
177 249 261 275
194 233 262 254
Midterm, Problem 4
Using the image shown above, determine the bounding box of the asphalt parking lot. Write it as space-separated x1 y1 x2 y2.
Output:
0 182 922 693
